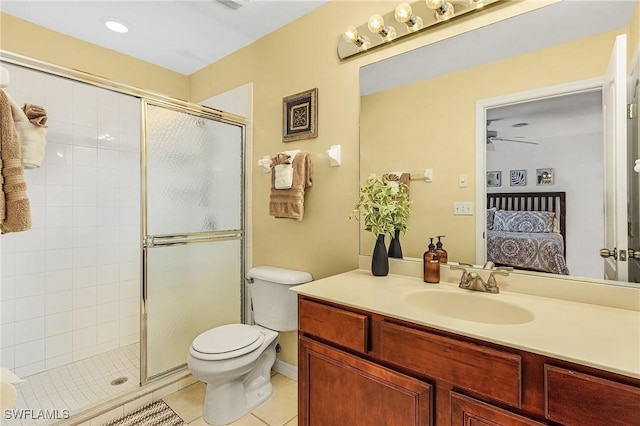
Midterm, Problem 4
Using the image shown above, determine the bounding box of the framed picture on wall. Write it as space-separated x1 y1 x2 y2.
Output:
487 171 501 187
510 169 527 186
282 88 318 142
536 168 554 185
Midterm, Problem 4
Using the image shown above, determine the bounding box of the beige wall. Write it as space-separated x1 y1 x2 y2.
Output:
361 29 624 264
0 13 189 100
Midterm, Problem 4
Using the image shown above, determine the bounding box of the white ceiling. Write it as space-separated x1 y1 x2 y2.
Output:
0 0 327 75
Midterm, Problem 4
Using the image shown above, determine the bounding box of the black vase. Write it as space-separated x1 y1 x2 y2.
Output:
371 234 389 276
388 228 403 259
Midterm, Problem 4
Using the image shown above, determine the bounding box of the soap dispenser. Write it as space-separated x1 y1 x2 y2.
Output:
435 235 448 264
423 237 440 283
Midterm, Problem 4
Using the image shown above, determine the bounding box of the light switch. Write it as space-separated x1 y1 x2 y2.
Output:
458 174 468 187
424 168 433 183
453 202 474 215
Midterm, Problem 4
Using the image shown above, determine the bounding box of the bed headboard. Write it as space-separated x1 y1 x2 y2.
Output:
487 192 566 251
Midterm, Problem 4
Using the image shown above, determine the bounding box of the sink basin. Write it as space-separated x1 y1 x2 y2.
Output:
403 290 534 325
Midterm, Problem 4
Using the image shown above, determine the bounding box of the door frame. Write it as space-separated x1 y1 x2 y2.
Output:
474 77 604 265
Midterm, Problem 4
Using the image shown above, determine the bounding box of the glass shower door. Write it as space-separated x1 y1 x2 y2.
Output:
142 102 244 381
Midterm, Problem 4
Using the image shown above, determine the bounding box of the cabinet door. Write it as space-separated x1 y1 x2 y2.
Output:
299 336 432 426
451 393 547 426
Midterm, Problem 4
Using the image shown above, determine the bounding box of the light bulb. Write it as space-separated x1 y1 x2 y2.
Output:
426 0 454 21
342 26 369 49
343 26 359 43
368 15 385 33
367 14 396 41
394 3 413 23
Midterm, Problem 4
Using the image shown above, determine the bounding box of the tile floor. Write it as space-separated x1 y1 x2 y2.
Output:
162 374 298 426
6 344 139 425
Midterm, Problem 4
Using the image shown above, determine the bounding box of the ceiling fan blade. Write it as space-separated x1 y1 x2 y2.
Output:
492 137 539 145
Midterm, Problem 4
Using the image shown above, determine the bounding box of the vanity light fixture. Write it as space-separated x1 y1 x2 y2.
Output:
337 0 500 60
425 0 454 22
368 14 397 42
394 3 423 33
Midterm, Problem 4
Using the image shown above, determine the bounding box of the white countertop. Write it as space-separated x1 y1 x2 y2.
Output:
292 269 640 379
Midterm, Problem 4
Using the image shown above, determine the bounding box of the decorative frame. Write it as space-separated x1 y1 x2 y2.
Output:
510 169 527 186
486 171 502 187
282 88 317 142
536 168 554 185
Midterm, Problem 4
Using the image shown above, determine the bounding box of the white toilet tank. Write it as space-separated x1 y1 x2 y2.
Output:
247 266 312 332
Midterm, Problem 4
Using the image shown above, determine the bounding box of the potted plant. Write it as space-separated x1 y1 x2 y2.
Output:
350 176 411 275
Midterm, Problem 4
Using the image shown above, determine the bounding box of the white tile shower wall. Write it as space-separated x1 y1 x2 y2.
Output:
0 64 141 377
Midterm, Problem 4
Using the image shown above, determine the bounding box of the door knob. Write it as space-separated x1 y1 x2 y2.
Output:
628 249 640 260
600 248 617 260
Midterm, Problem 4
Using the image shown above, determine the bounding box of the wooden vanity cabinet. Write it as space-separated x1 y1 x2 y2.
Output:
298 295 640 426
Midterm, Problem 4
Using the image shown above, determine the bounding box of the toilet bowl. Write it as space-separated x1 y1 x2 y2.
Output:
187 266 312 425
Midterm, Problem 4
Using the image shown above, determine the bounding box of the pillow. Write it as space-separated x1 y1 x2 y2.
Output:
487 207 497 230
493 210 555 233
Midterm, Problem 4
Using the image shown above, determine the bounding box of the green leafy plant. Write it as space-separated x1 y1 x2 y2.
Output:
350 175 411 238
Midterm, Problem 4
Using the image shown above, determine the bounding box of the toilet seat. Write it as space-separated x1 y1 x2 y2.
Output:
190 324 265 361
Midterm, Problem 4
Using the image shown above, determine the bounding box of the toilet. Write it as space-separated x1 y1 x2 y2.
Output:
187 266 312 425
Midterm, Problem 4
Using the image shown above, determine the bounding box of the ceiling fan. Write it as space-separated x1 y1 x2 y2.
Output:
486 120 539 148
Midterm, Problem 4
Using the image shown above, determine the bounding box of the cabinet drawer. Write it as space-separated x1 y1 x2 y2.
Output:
451 392 547 426
545 365 640 425
298 298 369 353
380 321 522 407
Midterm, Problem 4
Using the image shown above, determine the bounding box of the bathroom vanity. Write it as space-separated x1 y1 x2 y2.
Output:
293 269 640 425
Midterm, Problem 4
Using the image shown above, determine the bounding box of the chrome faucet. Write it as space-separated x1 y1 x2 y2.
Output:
450 263 511 294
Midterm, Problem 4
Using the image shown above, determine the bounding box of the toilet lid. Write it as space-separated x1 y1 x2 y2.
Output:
191 324 264 360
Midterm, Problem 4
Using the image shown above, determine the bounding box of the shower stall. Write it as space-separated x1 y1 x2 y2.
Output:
0 57 245 424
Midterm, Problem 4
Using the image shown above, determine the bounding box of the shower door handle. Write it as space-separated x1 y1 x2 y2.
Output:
145 231 243 248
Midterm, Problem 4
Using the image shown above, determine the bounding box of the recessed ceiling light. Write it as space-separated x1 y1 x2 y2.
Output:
101 17 129 34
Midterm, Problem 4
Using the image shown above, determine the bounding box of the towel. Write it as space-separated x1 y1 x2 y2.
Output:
7 94 46 168
0 90 32 233
383 171 411 197
273 150 299 189
23 103 48 127
269 151 313 220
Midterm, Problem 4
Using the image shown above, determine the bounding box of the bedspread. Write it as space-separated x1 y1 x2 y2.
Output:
487 230 569 275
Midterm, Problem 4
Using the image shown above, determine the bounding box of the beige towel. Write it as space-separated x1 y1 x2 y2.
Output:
0 90 32 233
269 151 313 220
23 103 48 127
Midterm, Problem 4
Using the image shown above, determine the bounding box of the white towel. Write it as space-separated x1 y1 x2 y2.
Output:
7 93 46 168
274 150 299 189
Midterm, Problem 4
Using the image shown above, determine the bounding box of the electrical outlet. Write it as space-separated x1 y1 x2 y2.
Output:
453 201 474 215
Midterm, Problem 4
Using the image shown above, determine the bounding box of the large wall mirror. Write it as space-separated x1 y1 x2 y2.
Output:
359 0 639 287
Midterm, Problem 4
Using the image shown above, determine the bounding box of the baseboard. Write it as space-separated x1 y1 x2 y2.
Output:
273 359 297 381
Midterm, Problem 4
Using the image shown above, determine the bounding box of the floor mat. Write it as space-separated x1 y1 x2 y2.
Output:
103 400 186 426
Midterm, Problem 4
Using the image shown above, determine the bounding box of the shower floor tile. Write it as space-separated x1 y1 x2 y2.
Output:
5 344 139 426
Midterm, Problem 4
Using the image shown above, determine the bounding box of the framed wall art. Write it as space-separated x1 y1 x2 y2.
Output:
282 88 317 142
510 169 527 186
536 168 554 185
487 171 501 187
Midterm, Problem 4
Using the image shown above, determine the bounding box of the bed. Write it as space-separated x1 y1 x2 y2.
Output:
486 192 569 275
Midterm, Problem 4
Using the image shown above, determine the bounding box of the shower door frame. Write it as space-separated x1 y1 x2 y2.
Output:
140 99 247 384
0 50 249 387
